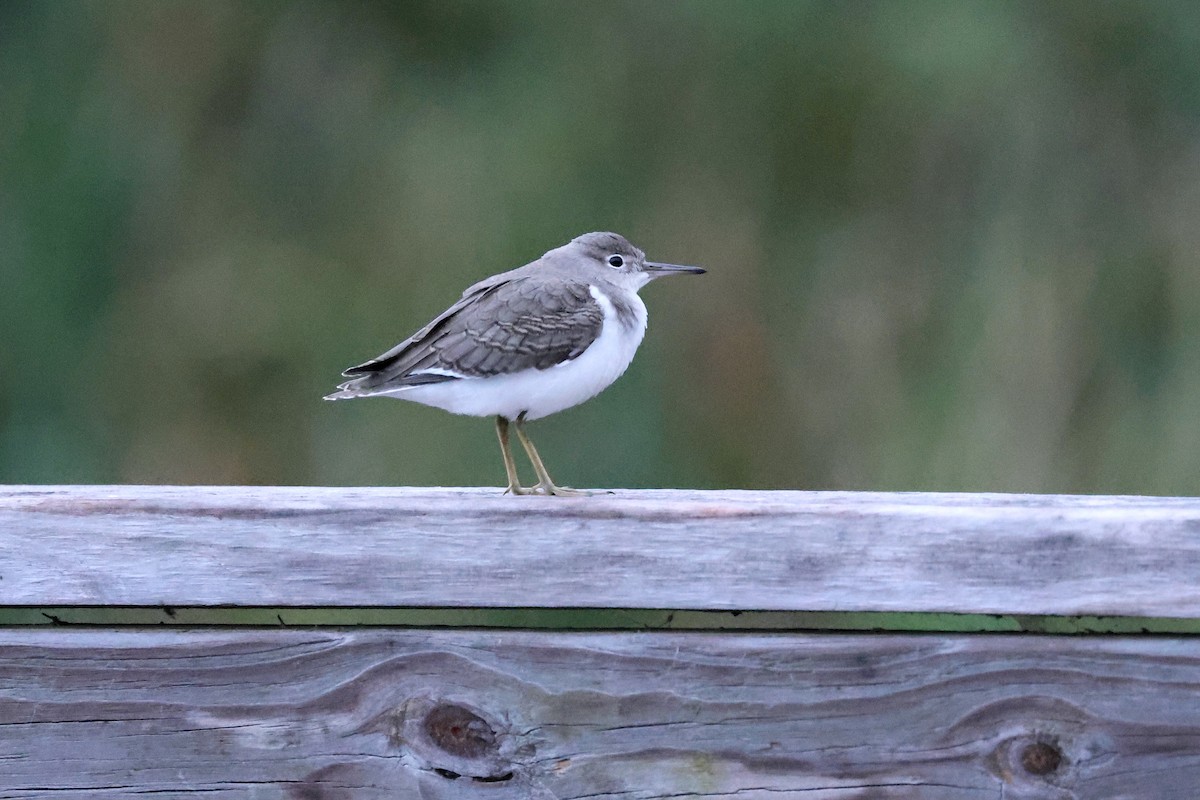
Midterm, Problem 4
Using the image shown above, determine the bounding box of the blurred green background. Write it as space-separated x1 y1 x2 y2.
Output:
3 1 1199 494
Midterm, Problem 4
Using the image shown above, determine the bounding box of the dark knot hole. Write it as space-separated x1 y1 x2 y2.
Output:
423 703 498 759
1021 741 1063 776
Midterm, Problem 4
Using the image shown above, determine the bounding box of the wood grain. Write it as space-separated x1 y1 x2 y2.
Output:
4 485 1200 616
0 629 1197 798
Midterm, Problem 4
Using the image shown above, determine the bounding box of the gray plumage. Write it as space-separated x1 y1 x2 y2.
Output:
330 232 643 394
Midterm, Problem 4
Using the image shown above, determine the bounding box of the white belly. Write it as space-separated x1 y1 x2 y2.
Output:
382 286 647 420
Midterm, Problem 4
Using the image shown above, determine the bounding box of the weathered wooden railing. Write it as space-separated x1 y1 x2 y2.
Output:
3 486 1200 798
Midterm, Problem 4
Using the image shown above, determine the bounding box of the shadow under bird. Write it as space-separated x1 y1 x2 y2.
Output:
326 231 705 495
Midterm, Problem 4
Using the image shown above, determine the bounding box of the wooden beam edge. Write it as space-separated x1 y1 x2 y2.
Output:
4 606 1200 634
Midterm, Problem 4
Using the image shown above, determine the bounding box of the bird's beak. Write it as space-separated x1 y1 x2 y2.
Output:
643 261 706 279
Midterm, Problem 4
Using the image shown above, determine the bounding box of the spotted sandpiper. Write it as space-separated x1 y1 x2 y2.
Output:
325 231 704 496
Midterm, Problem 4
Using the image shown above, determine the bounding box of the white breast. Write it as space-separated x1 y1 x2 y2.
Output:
385 285 648 420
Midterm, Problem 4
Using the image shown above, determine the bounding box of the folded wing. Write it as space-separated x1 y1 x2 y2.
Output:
328 275 605 398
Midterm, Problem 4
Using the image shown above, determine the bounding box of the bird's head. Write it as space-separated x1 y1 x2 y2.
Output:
552 231 705 287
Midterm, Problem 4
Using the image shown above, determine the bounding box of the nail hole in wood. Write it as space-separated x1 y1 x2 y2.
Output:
423 703 497 759
1021 741 1063 776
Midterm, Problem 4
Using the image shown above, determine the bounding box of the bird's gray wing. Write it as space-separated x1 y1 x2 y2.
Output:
336 275 604 392
339 271 509 379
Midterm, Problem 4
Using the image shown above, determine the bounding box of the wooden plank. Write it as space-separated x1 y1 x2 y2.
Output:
4 485 1200 616
0 629 1198 798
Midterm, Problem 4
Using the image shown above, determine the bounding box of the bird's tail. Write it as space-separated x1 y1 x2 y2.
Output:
323 378 372 401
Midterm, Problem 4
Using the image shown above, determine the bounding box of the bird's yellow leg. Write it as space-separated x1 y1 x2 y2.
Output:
514 415 589 497
495 416 533 495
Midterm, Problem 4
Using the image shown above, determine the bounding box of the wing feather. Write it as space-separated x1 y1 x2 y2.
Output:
331 273 604 397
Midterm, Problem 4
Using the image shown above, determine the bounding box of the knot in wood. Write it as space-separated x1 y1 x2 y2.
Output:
423 703 497 759
1020 741 1062 776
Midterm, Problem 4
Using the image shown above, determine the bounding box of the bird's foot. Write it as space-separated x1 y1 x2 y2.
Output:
535 483 590 497
504 482 589 497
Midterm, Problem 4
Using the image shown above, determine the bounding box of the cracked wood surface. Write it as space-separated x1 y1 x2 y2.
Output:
4 485 1200 616
1 629 1199 799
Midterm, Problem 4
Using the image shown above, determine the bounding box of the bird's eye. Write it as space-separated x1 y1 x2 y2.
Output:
607 255 624 268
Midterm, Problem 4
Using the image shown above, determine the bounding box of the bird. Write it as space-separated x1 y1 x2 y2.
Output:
325 231 705 496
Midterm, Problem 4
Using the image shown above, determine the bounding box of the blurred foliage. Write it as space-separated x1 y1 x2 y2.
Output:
3 0 1200 493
